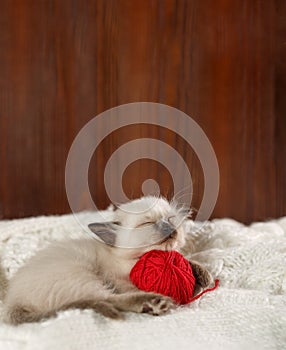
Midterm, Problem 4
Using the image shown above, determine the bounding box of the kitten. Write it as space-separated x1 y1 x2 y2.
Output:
3 196 212 325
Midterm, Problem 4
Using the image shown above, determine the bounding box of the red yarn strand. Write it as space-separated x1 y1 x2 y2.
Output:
188 279 220 303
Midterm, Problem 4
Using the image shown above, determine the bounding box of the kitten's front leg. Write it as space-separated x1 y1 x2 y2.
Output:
107 292 175 316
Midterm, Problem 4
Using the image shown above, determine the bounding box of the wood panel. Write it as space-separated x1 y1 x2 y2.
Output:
0 0 285 223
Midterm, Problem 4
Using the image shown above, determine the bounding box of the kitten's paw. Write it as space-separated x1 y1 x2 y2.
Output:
199 269 213 288
141 294 175 316
94 301 123 320
189 260 213 288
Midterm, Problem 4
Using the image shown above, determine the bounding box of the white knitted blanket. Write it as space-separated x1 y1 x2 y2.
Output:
0 212 286 350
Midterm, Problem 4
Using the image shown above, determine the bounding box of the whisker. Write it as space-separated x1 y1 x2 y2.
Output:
172 183 193 202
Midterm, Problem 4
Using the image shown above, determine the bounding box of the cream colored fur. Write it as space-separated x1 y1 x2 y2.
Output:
3 196 211 324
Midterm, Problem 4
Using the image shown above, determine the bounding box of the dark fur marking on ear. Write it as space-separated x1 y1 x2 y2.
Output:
88 223 116 245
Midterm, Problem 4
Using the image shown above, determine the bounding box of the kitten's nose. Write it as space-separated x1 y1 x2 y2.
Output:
169 231 177 239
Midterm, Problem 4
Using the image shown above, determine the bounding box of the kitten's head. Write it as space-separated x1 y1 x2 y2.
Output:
88 196 190 259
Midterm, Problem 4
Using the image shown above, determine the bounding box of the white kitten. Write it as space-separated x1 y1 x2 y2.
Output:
3 196 211 324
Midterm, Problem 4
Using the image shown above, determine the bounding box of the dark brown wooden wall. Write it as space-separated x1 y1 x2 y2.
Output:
0 0 285 223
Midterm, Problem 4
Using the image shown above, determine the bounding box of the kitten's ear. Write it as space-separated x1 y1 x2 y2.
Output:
88 222 117 246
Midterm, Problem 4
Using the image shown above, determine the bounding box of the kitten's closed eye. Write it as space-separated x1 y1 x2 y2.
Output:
113 221 121 226
136 222 155 228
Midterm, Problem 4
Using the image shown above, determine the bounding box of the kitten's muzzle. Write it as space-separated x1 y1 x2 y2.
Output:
155 220 177 240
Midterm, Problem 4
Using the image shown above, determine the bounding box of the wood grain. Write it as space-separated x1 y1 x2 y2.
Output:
0 0 285 223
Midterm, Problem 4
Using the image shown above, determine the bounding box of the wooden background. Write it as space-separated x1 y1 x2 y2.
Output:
0 0 285 223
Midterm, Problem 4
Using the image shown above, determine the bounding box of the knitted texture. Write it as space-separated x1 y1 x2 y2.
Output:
0 212 286 350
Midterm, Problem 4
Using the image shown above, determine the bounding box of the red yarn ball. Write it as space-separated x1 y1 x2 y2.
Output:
130 250 196 304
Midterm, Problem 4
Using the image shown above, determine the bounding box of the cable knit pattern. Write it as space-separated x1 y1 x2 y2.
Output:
0 212 286 350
